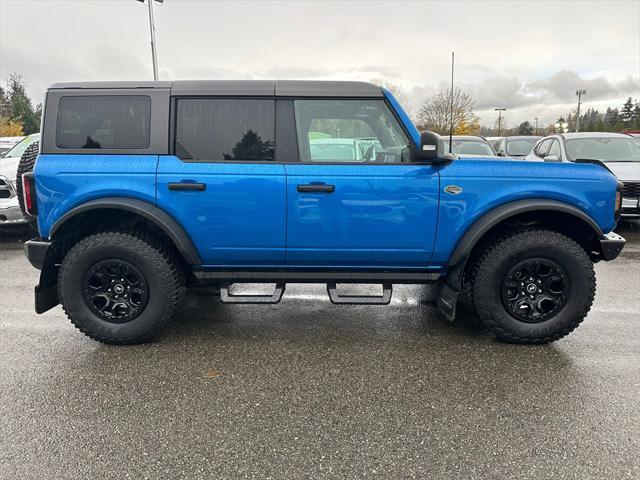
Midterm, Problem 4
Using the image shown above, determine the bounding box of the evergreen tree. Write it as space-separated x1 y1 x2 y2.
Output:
621 97 634 127
517 121 534 135
603 108 620 132
223 130 274 161
6 74 41 134
633 102 640 129
0 86 10 119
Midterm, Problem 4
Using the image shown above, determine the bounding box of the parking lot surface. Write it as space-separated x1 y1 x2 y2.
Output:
1 224 639 479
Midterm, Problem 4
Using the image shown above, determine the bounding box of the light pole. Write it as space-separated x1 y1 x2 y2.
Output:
575 89 586 132
136 0 164 81
494 108 506 136
534 117 539 135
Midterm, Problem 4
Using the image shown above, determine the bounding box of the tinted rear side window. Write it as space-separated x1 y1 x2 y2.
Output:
175 98 275 162
56 95 151 149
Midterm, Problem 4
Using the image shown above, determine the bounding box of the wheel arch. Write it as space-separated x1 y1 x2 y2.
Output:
49 197 201 265
446 198 604 290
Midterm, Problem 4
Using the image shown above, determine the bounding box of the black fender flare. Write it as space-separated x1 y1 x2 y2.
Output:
445 198 603 289
49 197 202 265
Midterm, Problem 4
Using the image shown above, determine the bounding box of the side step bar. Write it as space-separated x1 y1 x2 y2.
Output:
220 283 286 304
217 282 396 306
327 283 392 305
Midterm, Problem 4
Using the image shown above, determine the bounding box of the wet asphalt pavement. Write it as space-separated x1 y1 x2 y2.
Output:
0 223 639 480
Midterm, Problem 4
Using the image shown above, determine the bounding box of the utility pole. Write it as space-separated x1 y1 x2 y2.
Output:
575 89 586 132
534 117 539 135
448 51 454 153
136 0 164 81
494 108 506 136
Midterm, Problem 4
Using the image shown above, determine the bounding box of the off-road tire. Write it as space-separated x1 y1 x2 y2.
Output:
58 232 186 345
15 141 39 231
471 229 595 344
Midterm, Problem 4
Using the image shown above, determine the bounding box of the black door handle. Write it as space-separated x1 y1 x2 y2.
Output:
297 184 335 193
168 182 206 191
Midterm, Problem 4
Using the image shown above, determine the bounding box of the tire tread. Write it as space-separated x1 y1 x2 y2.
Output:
471 229 595 344
58 231 185 345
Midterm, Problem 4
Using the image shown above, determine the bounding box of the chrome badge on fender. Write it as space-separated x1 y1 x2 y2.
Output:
444 185 463 195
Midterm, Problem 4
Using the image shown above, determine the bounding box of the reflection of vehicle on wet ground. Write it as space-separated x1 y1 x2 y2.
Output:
494 136 541 158
441 135 498 157
526 132 640 219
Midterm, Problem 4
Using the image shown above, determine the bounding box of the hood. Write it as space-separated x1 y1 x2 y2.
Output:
0 156 19 182
456 154 512 160
603 161 640 182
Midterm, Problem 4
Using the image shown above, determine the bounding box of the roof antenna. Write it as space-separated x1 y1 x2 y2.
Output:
448 51 454 154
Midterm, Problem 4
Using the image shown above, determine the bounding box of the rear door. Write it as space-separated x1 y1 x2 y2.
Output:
156 97 286 266
284 98 440 268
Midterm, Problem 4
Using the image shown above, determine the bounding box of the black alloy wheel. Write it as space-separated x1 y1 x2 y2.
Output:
82 259 149 323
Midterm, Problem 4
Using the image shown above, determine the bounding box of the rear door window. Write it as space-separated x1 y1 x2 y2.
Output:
174 98 275 162
56 95 151 149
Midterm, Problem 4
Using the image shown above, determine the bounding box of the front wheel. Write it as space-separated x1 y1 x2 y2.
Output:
58 232 185 344
471 230 595 344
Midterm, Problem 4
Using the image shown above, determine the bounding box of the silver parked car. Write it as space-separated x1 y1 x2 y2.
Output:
440 135 498 157
525 132 640 219
0 133 40 227
494 136 541 158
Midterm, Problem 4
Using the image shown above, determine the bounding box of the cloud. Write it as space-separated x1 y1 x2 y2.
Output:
399 70 640 124
524 70 640 103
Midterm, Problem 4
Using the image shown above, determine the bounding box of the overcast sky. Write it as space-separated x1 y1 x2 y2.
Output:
1 0 639 127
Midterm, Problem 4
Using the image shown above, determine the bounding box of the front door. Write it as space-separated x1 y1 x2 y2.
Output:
285 99 440 268
156 97 286 266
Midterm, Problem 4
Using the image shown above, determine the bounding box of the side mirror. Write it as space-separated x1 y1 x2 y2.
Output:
418 131 454 164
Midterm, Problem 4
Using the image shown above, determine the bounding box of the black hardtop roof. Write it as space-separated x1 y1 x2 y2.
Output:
47 80 384 98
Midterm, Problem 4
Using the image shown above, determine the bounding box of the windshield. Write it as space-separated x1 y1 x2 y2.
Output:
443 140 495 156
565 137 640 162
506 138 538 156
3 134 40 158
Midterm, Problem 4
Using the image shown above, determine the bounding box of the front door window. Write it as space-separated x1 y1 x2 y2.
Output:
294 100 412 164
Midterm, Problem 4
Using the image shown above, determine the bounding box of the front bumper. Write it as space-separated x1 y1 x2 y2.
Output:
598 232 626 261
621 196 640 219
0 198 27 225
25 238 52 270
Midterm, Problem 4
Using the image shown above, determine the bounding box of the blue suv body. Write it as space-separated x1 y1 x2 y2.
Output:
22 80 625 345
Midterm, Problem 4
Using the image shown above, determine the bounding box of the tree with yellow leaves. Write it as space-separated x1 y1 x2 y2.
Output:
415 87 480 135
0 117 24 137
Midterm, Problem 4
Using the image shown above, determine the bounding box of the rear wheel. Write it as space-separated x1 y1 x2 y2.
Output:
471 229 595 344
58 232 185 344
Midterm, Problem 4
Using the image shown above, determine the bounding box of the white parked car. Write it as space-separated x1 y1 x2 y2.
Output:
525 132 640 219
0 133 40 227
0 136 25 157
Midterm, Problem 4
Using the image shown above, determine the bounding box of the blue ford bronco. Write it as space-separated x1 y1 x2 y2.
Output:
20 80 626 345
